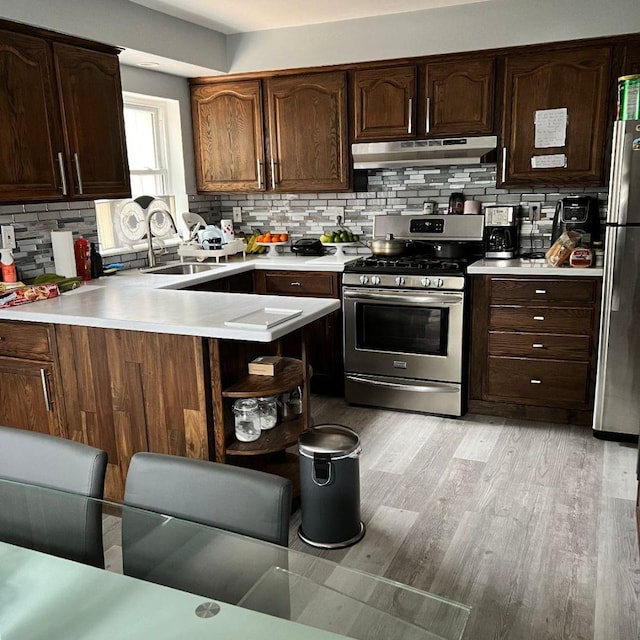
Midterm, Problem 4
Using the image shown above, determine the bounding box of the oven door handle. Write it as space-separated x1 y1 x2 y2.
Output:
346 375 460 393
343 289 463 306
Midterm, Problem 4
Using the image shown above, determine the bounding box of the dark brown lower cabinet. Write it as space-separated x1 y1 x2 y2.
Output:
0 358 63 437
469 275 601 425
0 321 64 437
55 325 211 501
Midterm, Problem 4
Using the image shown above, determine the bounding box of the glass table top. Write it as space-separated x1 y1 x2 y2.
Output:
0 478 470 639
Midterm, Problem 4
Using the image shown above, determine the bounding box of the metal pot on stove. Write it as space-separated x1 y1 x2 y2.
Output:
424 242 467 259
368 234 407 256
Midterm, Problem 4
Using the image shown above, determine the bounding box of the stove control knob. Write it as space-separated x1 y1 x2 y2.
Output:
359 275 369 285
435 278 444 288
371 276 381 285
395 277 405 286
421 277 431 288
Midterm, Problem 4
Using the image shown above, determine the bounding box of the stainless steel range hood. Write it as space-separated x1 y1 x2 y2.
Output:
352 136 497 169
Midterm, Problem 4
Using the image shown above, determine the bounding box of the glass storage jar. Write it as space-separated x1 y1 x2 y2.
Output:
233 398 261 442
257 395 278 430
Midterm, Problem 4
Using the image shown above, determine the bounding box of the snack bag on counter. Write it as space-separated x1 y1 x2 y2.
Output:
545 231 581 267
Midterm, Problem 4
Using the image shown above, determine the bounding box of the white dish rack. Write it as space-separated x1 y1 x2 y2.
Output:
177 238 246 262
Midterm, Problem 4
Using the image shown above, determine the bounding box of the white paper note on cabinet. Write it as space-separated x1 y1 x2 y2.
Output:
534 108 567 148
531 154 567 169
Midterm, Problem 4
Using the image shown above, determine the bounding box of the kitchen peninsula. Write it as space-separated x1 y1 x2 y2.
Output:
0 260 342 500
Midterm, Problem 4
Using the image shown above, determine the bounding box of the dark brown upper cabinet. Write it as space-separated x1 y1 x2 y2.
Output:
0 21 130 204
422 57 495 137
352 65 417 141
264 71 349 192
351 58 494 142
53 44 129 200
0 28 66 202
191 80 266 192
499 46 612 187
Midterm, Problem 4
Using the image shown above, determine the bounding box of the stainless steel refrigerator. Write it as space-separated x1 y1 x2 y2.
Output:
593 119 640 436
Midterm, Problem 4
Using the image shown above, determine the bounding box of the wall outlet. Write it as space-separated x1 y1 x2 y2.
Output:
1 225 16 250
522 203 541 221
232 207 242 223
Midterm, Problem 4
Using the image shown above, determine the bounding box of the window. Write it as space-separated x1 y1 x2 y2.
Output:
96 93 188 255
124 100 169 197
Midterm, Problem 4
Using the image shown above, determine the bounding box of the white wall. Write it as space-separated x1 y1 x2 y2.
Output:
226 0 640 73
0 0 227 72
120 65 196 194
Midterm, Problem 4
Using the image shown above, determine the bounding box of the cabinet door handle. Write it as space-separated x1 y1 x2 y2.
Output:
270 157 277 189
501 147 507 183
40 368 51 412
73 153 84 194
530 379 542 384
256 158 263 189
533 315 545 321
57 152 68 195
290 282 301 287
535 289 547 294
425 97 431 133
407 98 413 134
532 343 544 348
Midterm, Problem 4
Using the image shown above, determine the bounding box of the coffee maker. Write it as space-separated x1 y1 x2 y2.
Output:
551 195 601 243
484 205 519 259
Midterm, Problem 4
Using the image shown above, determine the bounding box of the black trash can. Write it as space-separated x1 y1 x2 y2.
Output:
298 424 365 549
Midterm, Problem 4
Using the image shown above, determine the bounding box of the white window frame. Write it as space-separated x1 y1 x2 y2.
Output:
96 92 189 256
124 98 170 197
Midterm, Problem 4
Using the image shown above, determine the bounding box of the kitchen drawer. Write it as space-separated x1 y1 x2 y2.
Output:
259 271 339 298
486 356 590 408
0 321 52 360
488 331 592 360
490 278 597 304
489 305 594 334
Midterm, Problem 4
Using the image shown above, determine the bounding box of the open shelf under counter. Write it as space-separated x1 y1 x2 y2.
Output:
221 357 304 398
226 415 306 456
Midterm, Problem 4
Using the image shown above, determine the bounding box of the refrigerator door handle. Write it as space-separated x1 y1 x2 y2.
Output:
611 227 627 312
607 121 624 225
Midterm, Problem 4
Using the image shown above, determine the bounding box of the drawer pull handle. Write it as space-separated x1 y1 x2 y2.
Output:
40 368 52 412
290 282 302 287
535 289 547 294
533 315 545 321
530 379 542 384
532 343 544 348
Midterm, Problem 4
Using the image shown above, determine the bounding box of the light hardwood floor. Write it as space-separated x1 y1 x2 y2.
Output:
289 396 640 640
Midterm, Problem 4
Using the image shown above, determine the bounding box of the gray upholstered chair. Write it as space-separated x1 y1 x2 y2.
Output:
0 425 108 567
122 452 292 604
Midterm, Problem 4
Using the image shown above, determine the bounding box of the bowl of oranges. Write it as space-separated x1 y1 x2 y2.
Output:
255 231 289 257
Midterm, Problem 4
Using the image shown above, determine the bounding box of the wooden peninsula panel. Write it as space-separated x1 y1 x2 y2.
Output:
56 325 211 500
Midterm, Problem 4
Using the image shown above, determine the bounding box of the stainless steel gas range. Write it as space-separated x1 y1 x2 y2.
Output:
343 214 484 417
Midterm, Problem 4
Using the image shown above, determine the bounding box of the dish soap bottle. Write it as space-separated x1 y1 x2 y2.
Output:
0 248 17 283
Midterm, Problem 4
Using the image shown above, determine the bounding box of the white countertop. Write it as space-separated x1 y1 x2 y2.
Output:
0 254 350 342
468 258 604 277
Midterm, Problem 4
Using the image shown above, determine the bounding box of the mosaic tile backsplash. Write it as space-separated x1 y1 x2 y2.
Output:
3 164 607 280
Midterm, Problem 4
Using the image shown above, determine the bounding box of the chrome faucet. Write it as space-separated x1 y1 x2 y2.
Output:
145 209 177 268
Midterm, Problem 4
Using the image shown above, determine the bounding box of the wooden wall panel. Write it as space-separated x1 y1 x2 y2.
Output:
56 325 210 501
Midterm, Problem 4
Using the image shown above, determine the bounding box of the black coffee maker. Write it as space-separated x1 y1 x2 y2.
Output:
484 205 519 259
551 195 601 243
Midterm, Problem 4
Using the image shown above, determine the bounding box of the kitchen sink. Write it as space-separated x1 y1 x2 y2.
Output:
143 262 224 275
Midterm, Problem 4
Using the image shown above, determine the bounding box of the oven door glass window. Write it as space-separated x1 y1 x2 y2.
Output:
356 302 449 356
